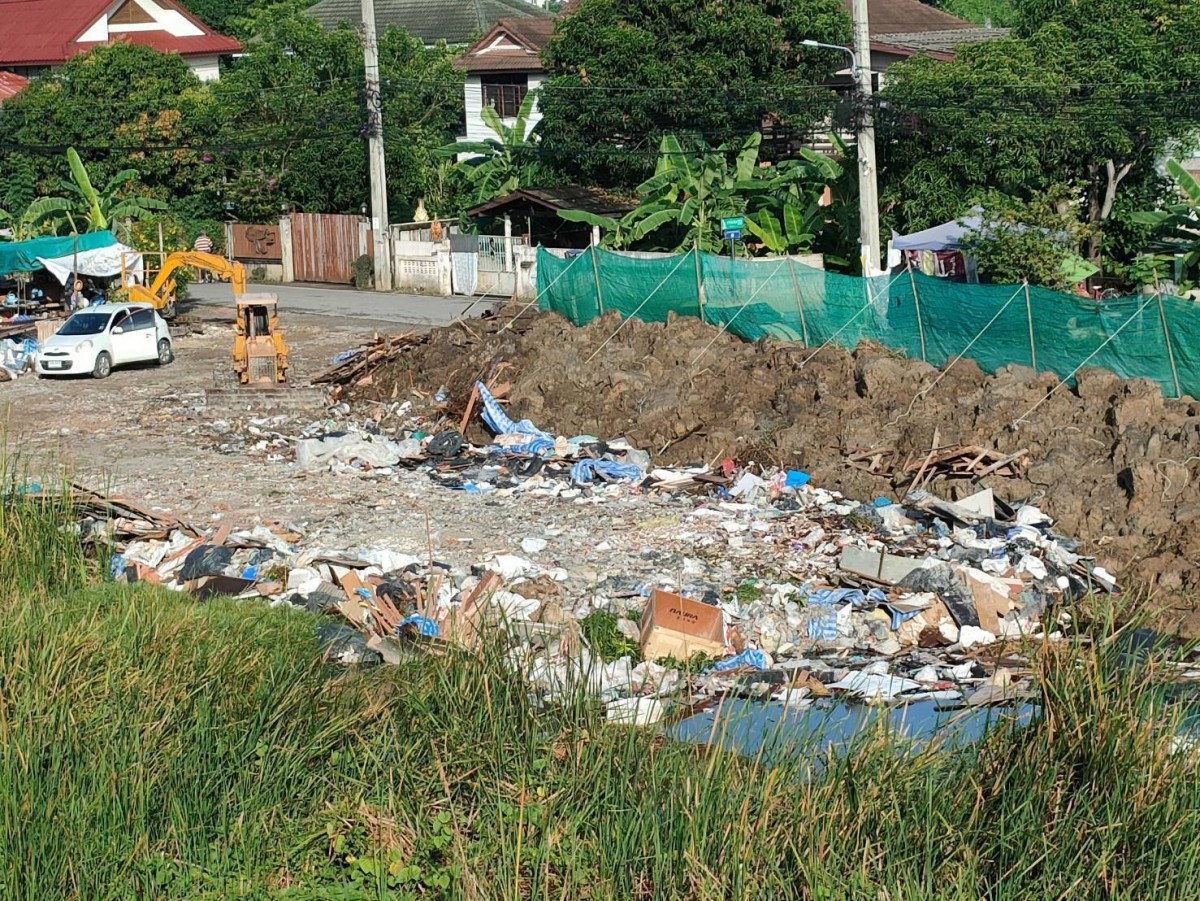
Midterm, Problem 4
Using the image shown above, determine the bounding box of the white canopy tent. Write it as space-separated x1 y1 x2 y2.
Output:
36 243 142 286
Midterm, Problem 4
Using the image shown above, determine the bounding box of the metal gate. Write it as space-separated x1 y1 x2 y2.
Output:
291 213 368 284
476 235 519 296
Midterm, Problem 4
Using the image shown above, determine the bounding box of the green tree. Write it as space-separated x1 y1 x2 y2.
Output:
213 1 463 221
539 0 851 186
927 0 1017 26
881 0 1200 270
0 198 73 241
560 132 838 253
962 188 1096 290
177 0 262 37
438 91 554 207
0 43 219 217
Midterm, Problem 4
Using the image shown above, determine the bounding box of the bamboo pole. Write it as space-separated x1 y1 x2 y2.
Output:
1155 289 1182 398
905 259 927 362
590 242 605 318
693 242 707 323
1023 280 1037 371
787 257 810 346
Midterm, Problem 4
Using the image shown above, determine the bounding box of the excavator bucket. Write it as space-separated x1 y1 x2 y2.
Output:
232 293 289 386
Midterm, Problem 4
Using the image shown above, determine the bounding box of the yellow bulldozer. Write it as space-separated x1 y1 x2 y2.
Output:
232 294 289 386
122 250 289 386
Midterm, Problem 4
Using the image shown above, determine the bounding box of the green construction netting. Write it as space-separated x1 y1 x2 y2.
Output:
0 231 117 274
537 247 1196 398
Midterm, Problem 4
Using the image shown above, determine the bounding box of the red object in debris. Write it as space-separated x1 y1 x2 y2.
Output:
722 458 735 478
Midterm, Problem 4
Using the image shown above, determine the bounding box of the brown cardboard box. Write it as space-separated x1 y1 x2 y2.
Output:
638 589 727 662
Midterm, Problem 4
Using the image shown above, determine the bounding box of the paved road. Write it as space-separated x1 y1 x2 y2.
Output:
184 281 498 326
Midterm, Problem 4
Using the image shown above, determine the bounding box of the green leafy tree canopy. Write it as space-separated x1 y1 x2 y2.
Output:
213 1 463 222
539 0 851 186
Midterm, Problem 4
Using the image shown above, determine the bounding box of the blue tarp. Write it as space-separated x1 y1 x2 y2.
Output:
0 231 118 274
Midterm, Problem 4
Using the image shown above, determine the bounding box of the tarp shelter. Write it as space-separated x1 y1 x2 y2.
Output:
890 214 983 252
38 242 142 285
0 231 119 274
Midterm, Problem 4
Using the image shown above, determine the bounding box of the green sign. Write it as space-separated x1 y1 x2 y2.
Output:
720 216 745 231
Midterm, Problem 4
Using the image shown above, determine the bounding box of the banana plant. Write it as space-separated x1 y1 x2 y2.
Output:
0 197 73 241
438 90 549 207
744 201 824 255
561 132 841 254
61 148 168 237
1133 159 1200 278
558 205 679 249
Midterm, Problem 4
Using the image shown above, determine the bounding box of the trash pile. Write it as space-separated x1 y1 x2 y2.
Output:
0 337 39 379
93 375 1125 731
343 307 1200 596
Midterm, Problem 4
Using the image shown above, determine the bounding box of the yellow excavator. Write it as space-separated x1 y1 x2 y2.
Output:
123 250 289 386
125 250 246 318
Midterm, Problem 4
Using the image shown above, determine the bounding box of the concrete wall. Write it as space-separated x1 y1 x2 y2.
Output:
394 239 451 296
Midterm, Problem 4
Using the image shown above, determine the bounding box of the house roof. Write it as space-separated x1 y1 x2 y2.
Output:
874 27 1010 53
0 71 30 102
467 186 637 219
307 0 553 46
453 17 555 73
0 0 240 67
856 0 976 36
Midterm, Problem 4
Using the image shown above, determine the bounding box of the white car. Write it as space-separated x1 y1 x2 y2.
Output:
38 303 174 379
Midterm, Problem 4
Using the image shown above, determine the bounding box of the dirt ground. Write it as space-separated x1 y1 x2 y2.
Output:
6 301 1199 637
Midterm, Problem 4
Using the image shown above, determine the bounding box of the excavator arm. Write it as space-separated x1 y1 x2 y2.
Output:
127 251 247 316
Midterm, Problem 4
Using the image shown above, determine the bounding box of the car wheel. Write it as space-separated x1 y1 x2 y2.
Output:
157 338 173 366
92 351 112 380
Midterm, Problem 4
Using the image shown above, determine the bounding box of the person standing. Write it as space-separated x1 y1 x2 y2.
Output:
193 231 215 283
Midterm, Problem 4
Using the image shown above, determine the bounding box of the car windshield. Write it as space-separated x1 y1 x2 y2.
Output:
58 312 111 336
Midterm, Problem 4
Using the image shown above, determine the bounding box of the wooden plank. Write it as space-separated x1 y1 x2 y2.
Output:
974 449 1028 480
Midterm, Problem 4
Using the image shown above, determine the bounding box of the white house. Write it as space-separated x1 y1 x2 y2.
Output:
0 0 241 84
452 18 554 144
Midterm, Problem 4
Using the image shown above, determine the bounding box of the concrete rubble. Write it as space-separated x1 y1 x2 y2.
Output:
96 374 1125 730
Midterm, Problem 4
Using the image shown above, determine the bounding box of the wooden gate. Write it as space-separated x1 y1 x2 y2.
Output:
291 213 369 284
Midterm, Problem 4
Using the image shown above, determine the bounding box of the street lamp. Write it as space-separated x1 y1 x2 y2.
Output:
800 39 860 81
801 30 881 274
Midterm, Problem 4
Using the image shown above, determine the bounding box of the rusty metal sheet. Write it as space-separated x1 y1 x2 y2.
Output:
231 224 282 261
291 213 369 284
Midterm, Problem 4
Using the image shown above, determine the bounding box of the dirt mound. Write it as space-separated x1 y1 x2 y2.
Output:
356 308 1200 608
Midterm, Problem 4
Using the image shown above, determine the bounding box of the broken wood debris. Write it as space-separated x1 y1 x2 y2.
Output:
311 333 424 392
845 443 1028 488
11 483 200 541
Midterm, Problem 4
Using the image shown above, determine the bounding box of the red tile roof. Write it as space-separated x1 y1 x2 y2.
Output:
0 71 30 102
0 0 240 67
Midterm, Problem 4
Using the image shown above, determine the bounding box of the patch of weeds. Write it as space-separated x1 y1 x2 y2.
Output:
580 611 641 661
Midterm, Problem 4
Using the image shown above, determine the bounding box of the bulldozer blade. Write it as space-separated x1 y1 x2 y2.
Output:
202 386 328 411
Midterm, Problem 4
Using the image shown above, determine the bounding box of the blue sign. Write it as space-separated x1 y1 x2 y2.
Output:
723 229 742 241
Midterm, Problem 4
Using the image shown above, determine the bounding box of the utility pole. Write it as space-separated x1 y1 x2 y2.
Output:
852 0 881 275
361 0 393 291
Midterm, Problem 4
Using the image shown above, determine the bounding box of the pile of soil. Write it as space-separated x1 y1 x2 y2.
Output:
356 309 1200 614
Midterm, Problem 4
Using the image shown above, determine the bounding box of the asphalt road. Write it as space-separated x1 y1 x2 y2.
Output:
185 281 498 326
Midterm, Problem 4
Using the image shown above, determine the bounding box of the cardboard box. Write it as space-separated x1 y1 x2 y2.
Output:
638 589 727 662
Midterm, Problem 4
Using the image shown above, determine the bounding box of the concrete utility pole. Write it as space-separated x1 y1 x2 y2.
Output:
852 0 882 274
361 0 393 291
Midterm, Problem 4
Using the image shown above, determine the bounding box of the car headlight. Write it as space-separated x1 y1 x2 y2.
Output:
77 340 93 351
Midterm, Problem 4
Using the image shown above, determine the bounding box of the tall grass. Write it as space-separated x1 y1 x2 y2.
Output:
0 478 1198 898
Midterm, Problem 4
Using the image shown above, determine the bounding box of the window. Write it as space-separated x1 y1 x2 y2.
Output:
129 309 156 331
111 311 131 331
59 313 109 336
110 0 156 26
481 75 528 119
